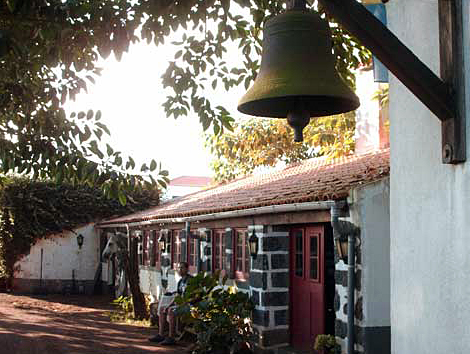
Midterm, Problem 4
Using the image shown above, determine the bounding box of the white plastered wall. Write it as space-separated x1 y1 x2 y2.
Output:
350 178 390 328
15 223 100 281
388 1 470 353
139 268 178 301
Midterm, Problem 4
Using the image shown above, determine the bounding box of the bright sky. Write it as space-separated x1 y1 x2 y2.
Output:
65 38 246 180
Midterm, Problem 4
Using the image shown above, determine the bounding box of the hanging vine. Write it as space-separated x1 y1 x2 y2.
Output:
0 177 160 286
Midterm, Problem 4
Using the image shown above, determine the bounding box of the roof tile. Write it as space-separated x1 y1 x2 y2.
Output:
99 149 389 225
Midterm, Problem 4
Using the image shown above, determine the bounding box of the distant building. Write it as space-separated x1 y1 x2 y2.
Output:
166 176 213 199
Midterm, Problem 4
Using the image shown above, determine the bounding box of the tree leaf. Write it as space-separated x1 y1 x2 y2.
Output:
150 159 157 171
106 144 113 156
118 190 127 206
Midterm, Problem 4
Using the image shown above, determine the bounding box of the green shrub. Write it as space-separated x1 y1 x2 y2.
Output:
314 334 340 354
175 272 255 354
110 295 152 325
110 295 134 321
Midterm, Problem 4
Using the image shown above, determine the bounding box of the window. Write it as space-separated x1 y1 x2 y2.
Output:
234 229 249 280
294 229 304 277
309 234 319 281
172 230 182 269
167 230 198 273
213 230 226 273
149 230 159 267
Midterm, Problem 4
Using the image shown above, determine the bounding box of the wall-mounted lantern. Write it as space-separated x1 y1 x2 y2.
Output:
248 229 259 258
334 233 349 264
158 234 166 252
76 234 84 249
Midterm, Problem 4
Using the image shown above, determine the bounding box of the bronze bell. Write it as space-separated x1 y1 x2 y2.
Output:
237 7 360 142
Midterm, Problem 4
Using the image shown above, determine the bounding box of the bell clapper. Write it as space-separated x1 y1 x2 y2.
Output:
287 108 310 142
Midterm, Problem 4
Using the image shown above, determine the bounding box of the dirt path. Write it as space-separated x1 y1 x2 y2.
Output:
0 293 187 354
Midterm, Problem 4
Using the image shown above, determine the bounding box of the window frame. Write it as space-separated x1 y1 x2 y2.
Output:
293 228 305 279
187 231 197 274
234 228 249 281
213 229 226 275
308 232 320 283
171 230 182 270
168 230 198 274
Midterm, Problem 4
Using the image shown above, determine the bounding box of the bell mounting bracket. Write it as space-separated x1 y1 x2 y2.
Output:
314 0 465 164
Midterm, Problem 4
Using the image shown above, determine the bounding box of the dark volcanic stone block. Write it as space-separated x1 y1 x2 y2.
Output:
259 329 289 347
274 309 288 326
251 290 260 305
335 270 347 287
262 237 289 252
261 291 288 307
252 254 269 271
250 272 268 290
335 319 347 339
271 272 289 288
253 309 270 327
271 254 288 269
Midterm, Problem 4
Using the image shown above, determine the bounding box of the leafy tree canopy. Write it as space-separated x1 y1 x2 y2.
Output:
207 112 356 182
0 0 370 193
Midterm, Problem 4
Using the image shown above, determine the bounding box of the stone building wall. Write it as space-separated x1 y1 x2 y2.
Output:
334 179 390 354
249 225 290 353
14 223 100 294
334 234 364 354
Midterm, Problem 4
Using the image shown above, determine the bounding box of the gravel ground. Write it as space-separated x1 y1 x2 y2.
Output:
0 293 187 354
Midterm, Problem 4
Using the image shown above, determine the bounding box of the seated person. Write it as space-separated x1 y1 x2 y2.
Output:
149 262 192 345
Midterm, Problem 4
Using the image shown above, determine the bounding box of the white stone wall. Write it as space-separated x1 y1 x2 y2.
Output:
15 223 100 281
389 1 470 353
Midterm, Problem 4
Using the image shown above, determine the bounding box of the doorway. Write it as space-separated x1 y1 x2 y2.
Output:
289 224 334 352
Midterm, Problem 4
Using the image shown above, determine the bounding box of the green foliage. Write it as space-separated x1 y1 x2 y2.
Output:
0 1 369 194
112 296 134 320
175 272 255 354
0 1 168 199
162 1 370 135
372 83 390 141
372 84 389 107
313 334 341 354
207 112 356 182
110 294 153 325
0 177 159 283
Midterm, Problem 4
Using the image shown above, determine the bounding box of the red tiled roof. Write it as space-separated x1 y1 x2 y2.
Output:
169 176 213 187
99 149 389 226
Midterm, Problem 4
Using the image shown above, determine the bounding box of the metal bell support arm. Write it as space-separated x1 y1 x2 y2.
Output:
317 0 466 164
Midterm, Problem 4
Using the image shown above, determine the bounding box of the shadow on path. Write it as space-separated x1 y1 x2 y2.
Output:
0 293 186 354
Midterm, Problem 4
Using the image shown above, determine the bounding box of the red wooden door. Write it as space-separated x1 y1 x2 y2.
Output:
290 226 325 352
